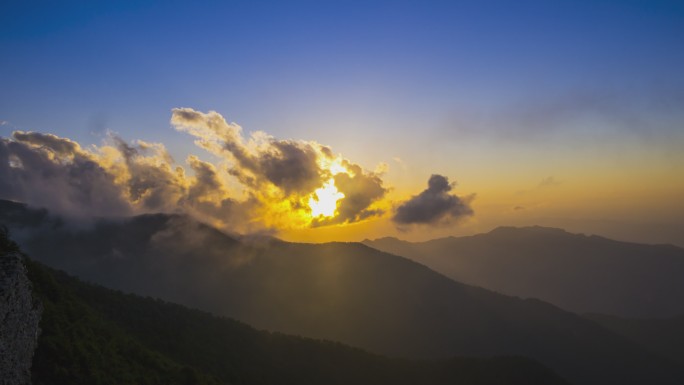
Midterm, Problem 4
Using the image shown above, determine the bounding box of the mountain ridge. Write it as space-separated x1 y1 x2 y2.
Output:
0 227 571 385
367 225 684 249
585 313 684 366
363 226 684 318
27 257 569 385
2 199 684 385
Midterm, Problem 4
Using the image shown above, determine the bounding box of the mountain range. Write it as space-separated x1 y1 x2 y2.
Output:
586 312 684 366
2 199 684 384
363 227 684 318
2 230 570 385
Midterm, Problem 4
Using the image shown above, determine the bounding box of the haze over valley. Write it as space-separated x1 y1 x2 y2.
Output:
2 1 684 384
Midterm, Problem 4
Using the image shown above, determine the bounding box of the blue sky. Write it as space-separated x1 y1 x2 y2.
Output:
3 0 682 141
2 0 684 244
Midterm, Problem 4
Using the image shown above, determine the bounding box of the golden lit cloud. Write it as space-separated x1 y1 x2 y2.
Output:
170 108 389 230
309 179 345 218
0 109 392 234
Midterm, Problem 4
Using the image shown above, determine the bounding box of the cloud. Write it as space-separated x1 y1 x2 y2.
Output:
392 174 473 227
374 162 389 174
110 136 187 212
392 157 407 170
12 131 82 156
0 132 131 218
171 108 326 195
170 108 388 227
259 140 322 194
444 86 684 143
312 160 388 226
0 108 389 233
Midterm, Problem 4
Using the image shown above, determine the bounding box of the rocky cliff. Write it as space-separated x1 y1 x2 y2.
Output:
0 246 42 385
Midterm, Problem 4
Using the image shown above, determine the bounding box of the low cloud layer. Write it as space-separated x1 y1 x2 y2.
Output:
0 132 132 218
0 108 390 234
392 174 473 227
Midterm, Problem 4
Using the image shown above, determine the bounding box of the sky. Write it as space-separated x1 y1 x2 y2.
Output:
1 0 683 245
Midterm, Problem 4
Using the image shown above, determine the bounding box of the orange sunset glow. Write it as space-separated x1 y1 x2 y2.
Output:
2 2 684 385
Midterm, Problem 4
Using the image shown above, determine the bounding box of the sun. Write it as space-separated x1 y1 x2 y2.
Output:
309 179 345 218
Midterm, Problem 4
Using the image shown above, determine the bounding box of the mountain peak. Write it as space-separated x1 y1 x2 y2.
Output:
363 236 403 243
488 226 571 236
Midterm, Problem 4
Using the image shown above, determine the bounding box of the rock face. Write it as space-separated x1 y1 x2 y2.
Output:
0 252 42 385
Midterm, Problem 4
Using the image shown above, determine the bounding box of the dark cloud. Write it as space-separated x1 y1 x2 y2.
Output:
171 108 388 225
1 108 391 233
334 172 385 223
113 138 185 212
171 108 325 196
312 162 387 226
392 174 473 227
181 155 251 227
333 162 386 222
0 133 131 218
0 131 264 232
258 141 322 195
172 108 204 123
186 155 224 202
12 131 81 156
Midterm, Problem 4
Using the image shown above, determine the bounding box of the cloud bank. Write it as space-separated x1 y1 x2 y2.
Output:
0 108 390 234
392 174 474 227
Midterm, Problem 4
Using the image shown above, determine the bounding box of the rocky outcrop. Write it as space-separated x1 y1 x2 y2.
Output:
0 252 42 385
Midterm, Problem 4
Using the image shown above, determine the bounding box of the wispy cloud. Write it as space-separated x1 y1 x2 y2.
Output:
445 86 684 143
539 176 562 188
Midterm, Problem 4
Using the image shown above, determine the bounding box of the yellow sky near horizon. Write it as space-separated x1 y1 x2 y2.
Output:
2 108 683 247
280 137 684 246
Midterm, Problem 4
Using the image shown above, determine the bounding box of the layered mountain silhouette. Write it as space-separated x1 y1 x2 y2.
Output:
2 231 570 385
2 199 684 385
363 226 684 318
585 313 684 366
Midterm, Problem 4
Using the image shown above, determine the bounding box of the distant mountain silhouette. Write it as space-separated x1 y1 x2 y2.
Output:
585 313 684 366
1 231 569 385
363 226 684 318
2 200 683 385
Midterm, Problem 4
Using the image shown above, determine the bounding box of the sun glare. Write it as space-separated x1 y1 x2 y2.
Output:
309 179 345 218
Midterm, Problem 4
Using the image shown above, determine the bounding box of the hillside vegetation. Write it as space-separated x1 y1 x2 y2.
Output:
3 200 683 385
0 231 569 385
586 313 684 366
